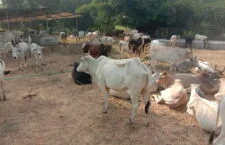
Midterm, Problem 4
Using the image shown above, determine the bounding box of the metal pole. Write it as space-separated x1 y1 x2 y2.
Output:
5 5 9 30
46 20 49 29
76 17 78 30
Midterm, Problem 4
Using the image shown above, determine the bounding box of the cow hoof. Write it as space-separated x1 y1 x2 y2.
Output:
128 119 132 124
103 110 108 114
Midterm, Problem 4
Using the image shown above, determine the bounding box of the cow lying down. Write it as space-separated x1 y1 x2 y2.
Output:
154 72 188 107
77 55 160 125
172 72 220 94
187 84 221 132
72 62 92 85
72 62 131 99
209 96 225 145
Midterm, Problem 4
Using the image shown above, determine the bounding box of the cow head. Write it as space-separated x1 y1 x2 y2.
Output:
37 46 44 60
156 72 174 88
185 49 193 59
186 84 204 116
82 43 89 54
77 55 95 74
12 47 21 60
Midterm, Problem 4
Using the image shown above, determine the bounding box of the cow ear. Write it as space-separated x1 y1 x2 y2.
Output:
160 72 168 76
194 56 197 60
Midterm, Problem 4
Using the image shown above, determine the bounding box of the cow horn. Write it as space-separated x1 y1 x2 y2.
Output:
214 65 218 71
160 72 168 76
221 66 225 73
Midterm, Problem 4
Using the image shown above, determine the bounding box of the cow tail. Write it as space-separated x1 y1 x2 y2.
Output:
140 62 153 114
208 132 215 144
0 59 5 70
209 101 221 144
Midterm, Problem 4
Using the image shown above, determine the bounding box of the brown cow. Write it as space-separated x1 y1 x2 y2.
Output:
82 42 112 58
154 72 188 108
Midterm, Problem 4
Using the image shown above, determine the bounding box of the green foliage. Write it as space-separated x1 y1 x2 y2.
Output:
2 0 225 39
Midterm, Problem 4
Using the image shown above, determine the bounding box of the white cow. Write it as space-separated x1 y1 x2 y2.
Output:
119 40 131 59
195 34 208 48
133 33 144 39
93 31 100 37
149 40 193 71
0 42 13 59
78 31 85 41
214 78 225 102
0 31 16 43
130 29 139 35
77 55 160 125
169 35 180 47
210 96 225 145
154 72 188 107
0 59 6 101
11 42 30 71
187 84 221 132
195 60 215 73
98 36 116 45
29 43 44 70
109 90 130 99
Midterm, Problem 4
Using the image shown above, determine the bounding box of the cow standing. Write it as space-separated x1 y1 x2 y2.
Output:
77 55 160 125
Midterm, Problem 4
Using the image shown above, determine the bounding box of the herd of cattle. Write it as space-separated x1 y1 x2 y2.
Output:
0 29 223 144
71 29 225 145
0 31 44 101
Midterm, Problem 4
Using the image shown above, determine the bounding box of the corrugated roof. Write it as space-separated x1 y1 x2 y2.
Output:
0 12 81 23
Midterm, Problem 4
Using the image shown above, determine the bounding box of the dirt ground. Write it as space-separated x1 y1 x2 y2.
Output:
0 44 224 145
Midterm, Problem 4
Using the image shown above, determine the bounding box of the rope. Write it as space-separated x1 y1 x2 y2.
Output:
4 70 71 81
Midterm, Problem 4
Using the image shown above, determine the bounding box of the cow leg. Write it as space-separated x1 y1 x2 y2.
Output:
98 84 109 113
0 80 6 101
103 90 109 113
142 91 151 127
154 95 163 103
151 60 157 72
129 95 139 124
128 90 139 124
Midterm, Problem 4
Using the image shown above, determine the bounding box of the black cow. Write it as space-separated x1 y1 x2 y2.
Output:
128 37 144 56
185 37 194 50
72 62 92 85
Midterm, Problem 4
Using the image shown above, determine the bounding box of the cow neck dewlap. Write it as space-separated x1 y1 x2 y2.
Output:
220 99 225 136
88 59 98 79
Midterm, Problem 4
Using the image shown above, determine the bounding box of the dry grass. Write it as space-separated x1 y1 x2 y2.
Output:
0 44 224 145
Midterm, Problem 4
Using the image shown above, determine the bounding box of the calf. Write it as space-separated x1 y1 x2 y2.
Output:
195 34 208 48
11 42 30 71
142 35 151 52
187 84 221 132
154 72 188 107
128 37 144 57
29 43 44 70
169 35 180 47
119 40 130 59
72 62 92 85
77 55 160 125
124 34 132 42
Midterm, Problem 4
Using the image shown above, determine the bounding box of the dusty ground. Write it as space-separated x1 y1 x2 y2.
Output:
0 44 224 145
